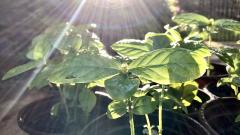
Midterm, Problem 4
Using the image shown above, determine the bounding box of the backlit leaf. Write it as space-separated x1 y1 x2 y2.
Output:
129 48 208 84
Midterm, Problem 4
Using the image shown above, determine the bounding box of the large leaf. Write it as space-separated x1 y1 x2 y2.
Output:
107 100 127 119
111 39 152 59
2 61 39 80
129 48 208 84
180 43 211 57
105 74 140 100
132 96 157 115
49 54 120 84
145 33 173 49
172 13 210 26
214 19 240 33
79 88 97 113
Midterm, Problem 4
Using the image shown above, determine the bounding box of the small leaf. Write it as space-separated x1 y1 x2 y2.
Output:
27 34 52 60
172 13 210 26
145 33 173 49
132 96 157 115
2 61 39 80
169 81 199 107
29 64 55 89
214 19 240 33
51 102 61 116
112 39 152 59
232 77 240 87
105 74 140 100
166 28 182 42
107 101 127 119
79 88 97 113
235 114 240 122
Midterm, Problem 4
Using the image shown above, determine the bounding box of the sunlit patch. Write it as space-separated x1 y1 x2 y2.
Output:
0 0 88 121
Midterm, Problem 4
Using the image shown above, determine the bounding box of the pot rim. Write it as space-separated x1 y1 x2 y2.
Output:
18 96 210 135
17 95 64 135
80 108 210 135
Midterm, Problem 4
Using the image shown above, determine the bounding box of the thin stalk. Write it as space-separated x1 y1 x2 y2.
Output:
158 85 165 135
145 114 152 135
129 111 135 135
207 34 212 76
59 86 71 123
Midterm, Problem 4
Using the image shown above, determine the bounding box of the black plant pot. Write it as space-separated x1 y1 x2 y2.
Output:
206 83 236 98
18 96 209 135
187 89 211 121
199 97 240 135
17 95 111 135
196 63 228 89
80 109 210 135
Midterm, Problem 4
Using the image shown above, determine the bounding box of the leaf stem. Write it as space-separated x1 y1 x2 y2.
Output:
59 85 71 123
145 114 152 135
158 85 165 135
207 34 212 77
129 111 135 135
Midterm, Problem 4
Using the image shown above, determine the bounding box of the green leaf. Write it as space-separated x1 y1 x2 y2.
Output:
111 39 152 59
166 28 182 42
145 33 173 49
173 13 210 26
79 88 97 113
180 43 211 57
62 84 77 100
107 100 127 119
235 114 240 122
50 102 61 116
2 61 39 80
132 96 157 115
48 54 120 84
29 64 55 89
214 19 240 33
164 93 188 113
169 81 200 106
232 77 240 87
129 48 208 84
105 74 140 100
27 34 52 60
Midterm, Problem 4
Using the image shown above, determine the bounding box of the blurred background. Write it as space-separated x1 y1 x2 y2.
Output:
0 0 239 134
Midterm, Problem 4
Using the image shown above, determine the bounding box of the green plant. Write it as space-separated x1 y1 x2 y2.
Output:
215 48 240 97
3 22 209 135
106 31 208 135
2 23 106 133
172 13 240 76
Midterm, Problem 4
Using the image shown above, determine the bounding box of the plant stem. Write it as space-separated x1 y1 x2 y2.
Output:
158 85 165 135
59 86 71 123
129 111 135 135
145 114 152 135
207 34 212 77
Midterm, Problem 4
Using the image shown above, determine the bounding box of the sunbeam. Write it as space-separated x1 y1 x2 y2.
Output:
0 0 87 121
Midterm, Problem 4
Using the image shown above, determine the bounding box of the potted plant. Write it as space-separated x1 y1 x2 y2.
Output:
2 23 112 135
3 20 211 135
85 31 210 135
199 48 240 135
172 12 240 88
